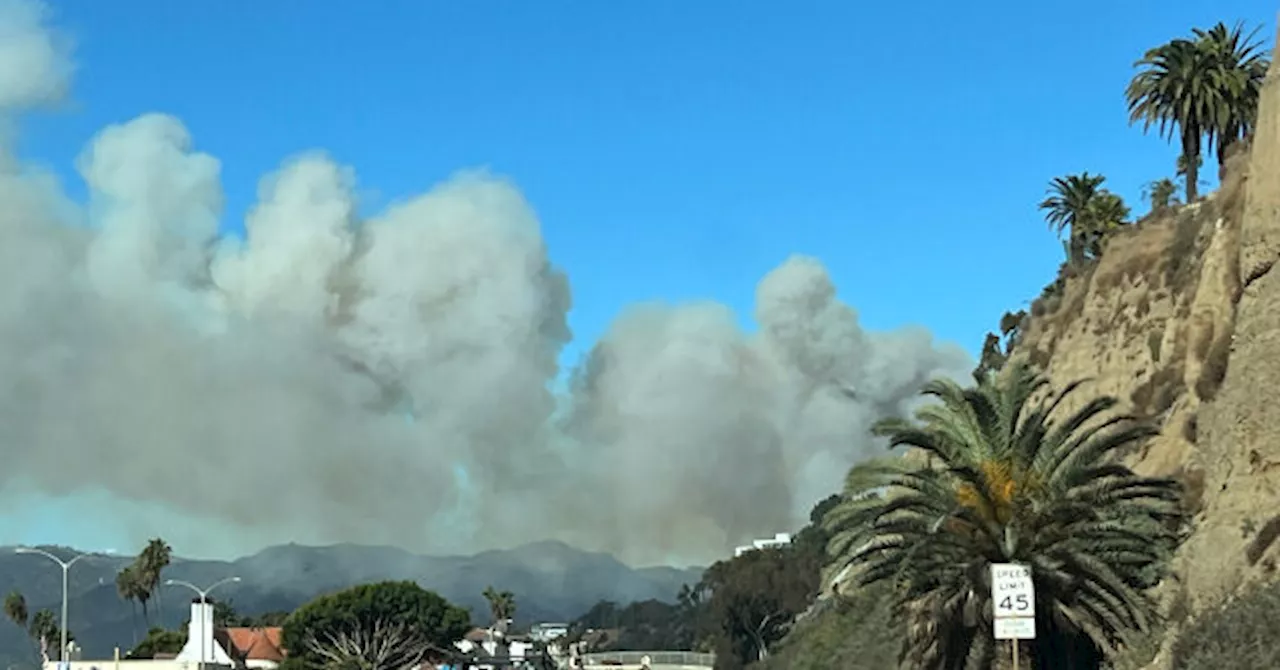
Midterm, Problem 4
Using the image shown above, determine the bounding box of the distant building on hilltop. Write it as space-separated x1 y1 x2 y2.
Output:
733 532 792 558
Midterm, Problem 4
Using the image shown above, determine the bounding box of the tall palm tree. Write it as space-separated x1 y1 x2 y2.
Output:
117 565 143 641
1127 22 1270 201
1194 22 1270 173
823 362 1184 669
1127 37 1220 203
139 538 172 623
1039 172 1129 265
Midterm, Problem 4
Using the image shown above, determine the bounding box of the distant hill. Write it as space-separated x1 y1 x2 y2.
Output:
0 540 703 665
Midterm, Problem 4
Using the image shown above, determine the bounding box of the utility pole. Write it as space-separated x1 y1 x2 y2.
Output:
15 547 90 668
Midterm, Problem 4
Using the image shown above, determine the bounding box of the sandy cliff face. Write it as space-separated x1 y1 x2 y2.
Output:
1012 27 1280 646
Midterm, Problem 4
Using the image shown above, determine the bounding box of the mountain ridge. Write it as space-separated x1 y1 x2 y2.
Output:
0 540 705 666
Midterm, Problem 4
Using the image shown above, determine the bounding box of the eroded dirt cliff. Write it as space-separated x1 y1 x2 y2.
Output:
1010 27 1280 665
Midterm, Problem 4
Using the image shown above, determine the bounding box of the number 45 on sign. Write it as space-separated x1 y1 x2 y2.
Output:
990 563 1035 640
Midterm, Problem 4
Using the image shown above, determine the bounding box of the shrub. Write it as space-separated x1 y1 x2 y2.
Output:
1170 579 1280 668
756 584 899 670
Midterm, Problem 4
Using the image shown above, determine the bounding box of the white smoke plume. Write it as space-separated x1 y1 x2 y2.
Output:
0 0 971 566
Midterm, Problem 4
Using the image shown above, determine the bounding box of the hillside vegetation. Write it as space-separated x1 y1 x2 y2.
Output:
746 19 1280 670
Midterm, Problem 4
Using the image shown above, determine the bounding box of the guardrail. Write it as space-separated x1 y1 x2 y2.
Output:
578 651 715 667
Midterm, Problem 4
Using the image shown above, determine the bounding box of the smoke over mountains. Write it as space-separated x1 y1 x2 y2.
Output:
0 0 970 566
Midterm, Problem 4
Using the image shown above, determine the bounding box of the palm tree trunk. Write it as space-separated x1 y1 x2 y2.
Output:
1182 130 1201 203
130 600 138 644
1218 125 1240 181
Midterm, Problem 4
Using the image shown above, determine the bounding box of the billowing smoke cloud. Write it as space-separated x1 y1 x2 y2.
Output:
0 0 971 566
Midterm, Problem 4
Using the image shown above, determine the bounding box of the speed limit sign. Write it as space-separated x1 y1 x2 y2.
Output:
990 563 1035 639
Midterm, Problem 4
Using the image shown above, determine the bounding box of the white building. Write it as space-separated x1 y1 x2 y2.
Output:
454 627 538 669
733 532 792 557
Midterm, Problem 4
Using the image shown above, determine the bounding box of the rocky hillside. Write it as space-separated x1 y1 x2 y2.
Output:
1005 26 1280 667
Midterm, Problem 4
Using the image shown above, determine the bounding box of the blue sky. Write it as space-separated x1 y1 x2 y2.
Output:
5 0 1276 555
17 0 1270 366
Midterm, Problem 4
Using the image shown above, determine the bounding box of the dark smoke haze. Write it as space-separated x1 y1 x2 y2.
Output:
0 0 971 566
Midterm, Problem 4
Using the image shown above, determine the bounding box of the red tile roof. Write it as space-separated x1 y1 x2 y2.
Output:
222 627 287 662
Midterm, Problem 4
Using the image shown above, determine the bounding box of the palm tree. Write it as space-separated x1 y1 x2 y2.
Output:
139 538 172 623
1142 178 1180 214
482 586 517 628
1127 22 1270 202
29 609 58 663
1127 36 1219 203
1194 22 1270 174
1039 172 1129 265
3 591 27 630
117 565 144 641
3 592 41 664
822 362 1184 669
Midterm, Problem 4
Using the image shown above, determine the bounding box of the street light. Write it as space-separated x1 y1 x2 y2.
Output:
164 577 241 670
14 547 90 668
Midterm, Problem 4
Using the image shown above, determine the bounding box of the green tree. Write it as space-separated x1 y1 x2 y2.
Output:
28 609 70 662
1195 22 1270 174
481 586 517 627
139 538 173 623
758 582 900 670
699 547 819 670
1127 36 1217 202
281 581 471 670
1142 178 1181 214
117 565 145 641
1127 23 1270 202
3 591 27 630
4 591 37 663
127 627 187 659
823 361 1185 669
1039 172 1129 265
570 599 697 651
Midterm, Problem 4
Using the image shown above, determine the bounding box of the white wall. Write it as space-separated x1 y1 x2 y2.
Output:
45 661 232 670
174 603 234 666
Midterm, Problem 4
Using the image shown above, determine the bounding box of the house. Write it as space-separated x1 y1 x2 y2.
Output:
47 599 286 670
219 627 286 669
732 532 792 557
453 626 538 670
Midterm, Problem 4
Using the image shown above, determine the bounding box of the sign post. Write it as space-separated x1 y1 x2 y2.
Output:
990 563 1035 670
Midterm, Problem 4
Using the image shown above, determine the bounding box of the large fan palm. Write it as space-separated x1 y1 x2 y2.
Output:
823 362 1183 670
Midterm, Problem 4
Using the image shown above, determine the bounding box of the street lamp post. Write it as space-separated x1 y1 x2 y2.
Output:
15 547 90 669
163 577 241 670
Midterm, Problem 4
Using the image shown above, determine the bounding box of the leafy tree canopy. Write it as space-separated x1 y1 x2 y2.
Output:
281 581 471 670
127 627 186 659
